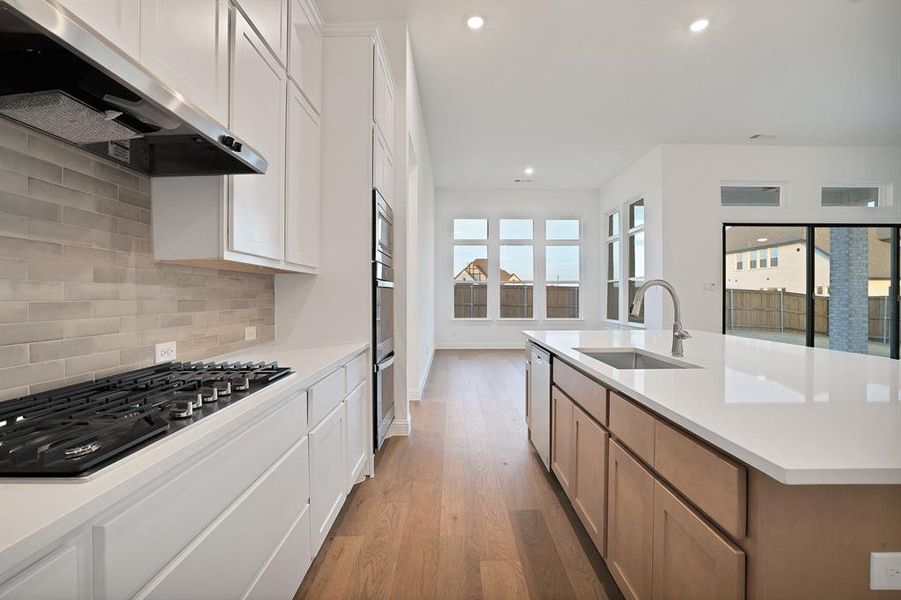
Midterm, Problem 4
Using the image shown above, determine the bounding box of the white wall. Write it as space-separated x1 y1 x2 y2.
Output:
435 188 603 349
404 30 437 401
599 143 901 333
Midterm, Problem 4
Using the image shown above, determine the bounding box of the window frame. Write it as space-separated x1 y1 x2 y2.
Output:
604 209 622 322
626 198 646 325
722 222 901 359
820 182 893 209
719 181 788 207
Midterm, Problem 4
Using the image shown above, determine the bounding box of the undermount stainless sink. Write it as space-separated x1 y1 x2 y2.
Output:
576 349 701 370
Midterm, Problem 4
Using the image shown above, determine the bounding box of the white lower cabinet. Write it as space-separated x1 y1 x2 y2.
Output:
143 438 308 599
245 506 312 600
0 545 78 600
345 381 367 492
309 401 347 555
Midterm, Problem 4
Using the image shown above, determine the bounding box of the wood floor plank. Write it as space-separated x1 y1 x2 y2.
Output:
295 350 621 600
479 561 530 600
509 509 578 599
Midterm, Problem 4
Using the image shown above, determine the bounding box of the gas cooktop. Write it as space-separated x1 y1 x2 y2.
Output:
0 361 293 477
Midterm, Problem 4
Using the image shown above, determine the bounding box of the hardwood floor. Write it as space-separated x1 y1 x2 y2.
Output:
295 349 623 600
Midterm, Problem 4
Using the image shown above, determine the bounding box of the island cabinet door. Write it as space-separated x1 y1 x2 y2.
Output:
607 439 655 600
551 386 575 496
571 405 608 557
652 482 745 600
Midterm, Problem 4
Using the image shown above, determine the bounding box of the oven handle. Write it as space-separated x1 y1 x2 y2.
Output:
374 354 396 373
376 279 394 289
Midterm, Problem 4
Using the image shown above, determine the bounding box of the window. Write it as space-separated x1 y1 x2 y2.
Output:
546 245 580 318
627 199 645 323
759 250 768 269
606 211 621 321
821 186 880 208
454 218 488 239
453 219 489 318
499 219 532 240
749 251 758 269
721 185 781 207
546 219 580 240
499 219 534 318
724 224 901 359
736 252 744 270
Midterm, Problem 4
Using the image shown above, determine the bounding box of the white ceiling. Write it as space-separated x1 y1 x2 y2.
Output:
318 0 901 189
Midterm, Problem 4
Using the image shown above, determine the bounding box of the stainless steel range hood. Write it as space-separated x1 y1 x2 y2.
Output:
0 0 267 176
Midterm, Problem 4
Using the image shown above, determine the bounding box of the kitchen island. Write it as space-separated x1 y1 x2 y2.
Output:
524 329 901 600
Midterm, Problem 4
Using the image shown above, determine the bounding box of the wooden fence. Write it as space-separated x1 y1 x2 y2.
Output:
453 283 579 319
725 289 892 341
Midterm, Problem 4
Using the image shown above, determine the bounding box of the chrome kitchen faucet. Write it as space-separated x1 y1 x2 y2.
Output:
630 279 692 357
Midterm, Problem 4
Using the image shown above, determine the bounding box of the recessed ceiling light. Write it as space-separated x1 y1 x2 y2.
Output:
757 237 768 242
689 18 709 32
466 15 484 30
523 166 534 176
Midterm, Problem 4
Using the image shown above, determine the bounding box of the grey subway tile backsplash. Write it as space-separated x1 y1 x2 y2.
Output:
0 120 275 400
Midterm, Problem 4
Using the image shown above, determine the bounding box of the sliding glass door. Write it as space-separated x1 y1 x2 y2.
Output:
723 224 900 358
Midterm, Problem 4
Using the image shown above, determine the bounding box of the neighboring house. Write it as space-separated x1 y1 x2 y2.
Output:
454 258 521 283
725 226 892 296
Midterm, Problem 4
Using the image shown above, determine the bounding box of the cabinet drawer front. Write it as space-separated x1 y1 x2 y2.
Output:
0 544 78 600
309 367 345 427
95 395 306 600
553 359 607 426
609 392 655 465
654 421 747 539
145 439 308 599
652 482 745 600
245 504 312 600
345 352 367 393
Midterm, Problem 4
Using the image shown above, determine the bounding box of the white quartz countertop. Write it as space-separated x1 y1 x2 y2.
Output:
0 341 368 573
524 329 901 486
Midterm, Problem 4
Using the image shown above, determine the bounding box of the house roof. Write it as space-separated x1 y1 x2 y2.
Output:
454 258 521 282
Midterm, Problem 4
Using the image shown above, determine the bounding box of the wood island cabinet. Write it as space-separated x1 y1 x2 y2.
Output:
551 386 575 495
607 439 655 600
571 404 608 557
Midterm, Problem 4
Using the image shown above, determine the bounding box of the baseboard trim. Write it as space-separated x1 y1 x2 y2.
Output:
387 418 411 437
436 342 525 350
408 348 436 401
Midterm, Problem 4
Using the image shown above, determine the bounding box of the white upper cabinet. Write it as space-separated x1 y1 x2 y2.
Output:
373 48 395 155
285 84 321 271
234 0 289 66
56 0 140 59
230 10 287 260
139 0 230 125
288 0 323 112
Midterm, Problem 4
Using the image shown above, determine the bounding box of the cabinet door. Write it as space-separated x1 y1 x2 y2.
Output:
285 84 321 270
0 545 78 600
57 0 140 59
234 0 288 66
373 50 394 153
140 0 230 125
572 405 608 557
608 440 655 600
652 482 745 600
551 387 574 496
288 0 322 112
372 132 392 202
230 11 287 261
345 382 367 492
309 401 347 555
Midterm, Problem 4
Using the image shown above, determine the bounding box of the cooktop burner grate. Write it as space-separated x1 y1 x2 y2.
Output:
0 361 292 477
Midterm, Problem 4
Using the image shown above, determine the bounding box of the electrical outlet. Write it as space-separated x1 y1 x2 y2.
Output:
154 341 177 364
871 552 901 590
244 326 256 341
